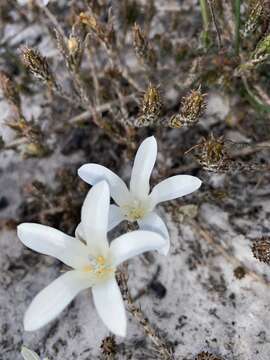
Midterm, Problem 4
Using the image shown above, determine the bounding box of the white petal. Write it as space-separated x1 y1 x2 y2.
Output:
81 181 110 255
109 230 165 266
21 347 40 360
138 212 170 255
149 175 202 207
130 136 157 200
108 205 125 231
17 223 89 270
78 164 130 206
24 270 93 331
92 277 126 337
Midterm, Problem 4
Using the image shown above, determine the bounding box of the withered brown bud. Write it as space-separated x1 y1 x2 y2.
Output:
100 336 117 357
170 88 206 128
252 237 270 265
132 23 157 67
137 84 162 126
195 351 222 360
0 71 21 109
21 47 54 84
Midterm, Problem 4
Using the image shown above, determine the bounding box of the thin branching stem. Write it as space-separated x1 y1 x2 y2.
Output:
235 0 241 55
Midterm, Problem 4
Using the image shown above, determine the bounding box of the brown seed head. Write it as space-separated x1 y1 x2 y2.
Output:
0 71 20 109
100 336 117 356
170 88 206 128
195 351 222 360
132 23 157 67
21 47 54 84
252 237 270 265
194 134 231 173
133 23 148 59
137 84 162 126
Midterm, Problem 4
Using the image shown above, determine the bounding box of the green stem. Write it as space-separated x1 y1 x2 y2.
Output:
235 0 241 55
200 0 210 32
200 0 210 47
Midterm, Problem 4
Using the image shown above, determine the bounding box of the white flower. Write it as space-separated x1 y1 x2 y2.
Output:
78 136 202 255
21 346 49 360
17 181 165 337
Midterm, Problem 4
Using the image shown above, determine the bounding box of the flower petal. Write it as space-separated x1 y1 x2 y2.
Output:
24 270 93 331
92 277 126 337
110 230 165 267
21 347 40 360
17 223 89 270
149 175 202 207
78 164 130 206
81 181 110 255
130 136 157 200
138 212 170 255
108 205 125 231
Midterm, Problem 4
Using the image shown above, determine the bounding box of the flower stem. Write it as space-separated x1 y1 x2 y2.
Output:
199 0 210 47
117 270 175 360
235 0 241 55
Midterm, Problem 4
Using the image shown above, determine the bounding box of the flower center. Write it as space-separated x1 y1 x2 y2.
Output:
83 255 114 280
122 199 149 221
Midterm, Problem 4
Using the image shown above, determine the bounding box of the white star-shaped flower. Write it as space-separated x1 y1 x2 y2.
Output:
78 136 202 255
17 181 165 337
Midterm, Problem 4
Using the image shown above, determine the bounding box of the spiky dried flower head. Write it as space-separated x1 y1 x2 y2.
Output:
170 88 206 128
21 47 54 84
187 134 231 173
100 336 117 357
252 237 270 265
0 71 20 109
195 351 222 360
132 23 157 67
137 84 162 126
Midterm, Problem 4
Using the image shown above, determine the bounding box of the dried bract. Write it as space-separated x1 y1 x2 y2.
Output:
252 237 270 265
170 88 206 128
137 84 162 126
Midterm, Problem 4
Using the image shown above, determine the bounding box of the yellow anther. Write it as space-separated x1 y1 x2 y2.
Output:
83 265 92 272
97 256 105 265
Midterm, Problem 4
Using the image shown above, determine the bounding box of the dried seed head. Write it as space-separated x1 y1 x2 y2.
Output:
133 23 148 59
191 134 231 173
132 23 157 67
100 336 117 356
137 84 162 126
252 237 270 265
195 351 222 360
170 88 206 128
0 71 21 109
21 47 54 84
